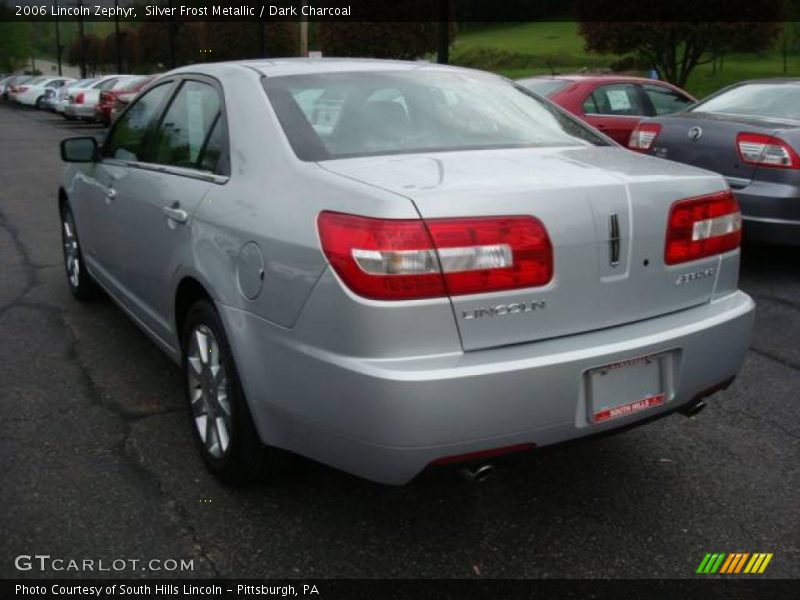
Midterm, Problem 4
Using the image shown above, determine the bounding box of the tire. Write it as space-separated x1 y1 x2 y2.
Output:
182 299 273 485
60 204 99 301
35 96 44 109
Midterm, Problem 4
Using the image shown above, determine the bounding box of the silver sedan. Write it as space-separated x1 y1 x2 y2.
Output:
58 59 755 485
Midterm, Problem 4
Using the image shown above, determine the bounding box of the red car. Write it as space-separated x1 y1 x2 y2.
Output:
517 75 696 145
94 75 157 125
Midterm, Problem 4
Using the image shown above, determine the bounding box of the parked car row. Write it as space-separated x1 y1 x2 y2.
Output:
519 74 799 245
1 72 159 126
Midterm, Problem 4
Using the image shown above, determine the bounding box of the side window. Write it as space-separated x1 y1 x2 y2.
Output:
582 84 645 116
95 78 118 91
151 81 224 171
197 116 229 174
103 83 173 162
643 84 694 115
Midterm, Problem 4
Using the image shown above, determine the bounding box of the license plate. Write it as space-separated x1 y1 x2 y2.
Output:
587 354 667 423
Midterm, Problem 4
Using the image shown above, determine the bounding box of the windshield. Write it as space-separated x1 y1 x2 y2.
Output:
692 83 800 122
517 78 571 97
264 70 607 161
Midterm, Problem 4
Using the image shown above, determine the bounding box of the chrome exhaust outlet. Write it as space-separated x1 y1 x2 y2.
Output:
678 400 706 418
460 464 496 484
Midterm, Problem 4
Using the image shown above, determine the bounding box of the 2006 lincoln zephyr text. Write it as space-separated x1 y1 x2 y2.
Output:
58 59 755 485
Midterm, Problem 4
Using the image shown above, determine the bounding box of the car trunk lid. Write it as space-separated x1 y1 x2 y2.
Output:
320 146 730 351
647 112 786 186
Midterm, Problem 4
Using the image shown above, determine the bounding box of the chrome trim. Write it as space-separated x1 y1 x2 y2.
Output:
608 213 621 267
742 215 800 225
724 176 750 189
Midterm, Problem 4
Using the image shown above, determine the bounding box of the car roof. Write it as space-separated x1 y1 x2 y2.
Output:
519 74 672 85
726 77 800 85
170 58 481 79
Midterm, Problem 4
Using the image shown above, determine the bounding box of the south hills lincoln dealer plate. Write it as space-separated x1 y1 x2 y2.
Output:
587 353 672 423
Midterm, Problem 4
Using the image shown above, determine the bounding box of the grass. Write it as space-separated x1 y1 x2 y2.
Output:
453 22 800 98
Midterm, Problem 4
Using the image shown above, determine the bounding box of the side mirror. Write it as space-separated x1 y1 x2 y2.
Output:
60 137 98 163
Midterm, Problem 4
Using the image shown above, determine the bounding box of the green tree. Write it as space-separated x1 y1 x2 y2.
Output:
0 7 32 72
577 0 785 87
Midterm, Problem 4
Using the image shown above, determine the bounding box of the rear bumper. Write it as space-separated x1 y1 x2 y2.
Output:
730 179 800 245
64 104 96 120
221 291 755 485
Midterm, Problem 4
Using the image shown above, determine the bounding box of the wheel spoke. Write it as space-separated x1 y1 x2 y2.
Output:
195 414 208 443
188 356 203 376
206 414 219 455
216 417 230 453
196 330 210 365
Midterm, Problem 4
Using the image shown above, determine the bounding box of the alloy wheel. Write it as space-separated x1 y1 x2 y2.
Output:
62 215 81 289
186 324 232 459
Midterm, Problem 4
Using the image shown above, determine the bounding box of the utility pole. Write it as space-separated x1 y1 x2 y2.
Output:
77 0 87 77
55 1 63 75
114 0 122 73
168 0 177 68
437 0 449 65
299 2 308 57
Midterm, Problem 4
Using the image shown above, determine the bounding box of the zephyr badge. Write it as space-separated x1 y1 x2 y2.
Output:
688 126 703 142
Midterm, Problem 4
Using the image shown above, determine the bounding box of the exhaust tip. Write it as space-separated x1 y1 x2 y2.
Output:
678 400 706 418
460 464 496 484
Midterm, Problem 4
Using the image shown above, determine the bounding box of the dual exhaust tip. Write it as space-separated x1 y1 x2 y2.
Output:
453 397 713 483
459 463 496 484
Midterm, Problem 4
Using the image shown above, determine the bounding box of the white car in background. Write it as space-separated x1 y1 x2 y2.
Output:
45 78 97 113
64 75 131 120
14 77 74 108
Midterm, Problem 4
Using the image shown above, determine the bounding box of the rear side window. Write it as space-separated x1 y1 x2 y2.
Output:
517 78 570 97
264 70 608 161
642 84 693 115
691 83 800 121
583 84 645 116
94 78 118 90
103 83 173 162
150 80 226 173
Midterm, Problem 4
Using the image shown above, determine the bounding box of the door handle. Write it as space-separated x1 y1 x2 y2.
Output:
163 205 189 224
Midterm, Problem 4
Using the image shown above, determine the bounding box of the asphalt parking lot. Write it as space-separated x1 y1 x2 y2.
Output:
0 103 798 580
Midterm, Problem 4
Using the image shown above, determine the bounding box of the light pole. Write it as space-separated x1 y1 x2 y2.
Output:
437 0 449 65
114 0 122 73
55 0 63 75
299 2 308 57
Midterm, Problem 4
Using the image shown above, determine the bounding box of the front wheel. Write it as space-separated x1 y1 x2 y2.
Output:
182 300 274 485
60 205 99 301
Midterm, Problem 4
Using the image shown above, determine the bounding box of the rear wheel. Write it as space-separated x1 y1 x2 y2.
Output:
60 204 99 301
182 300 274 485
35 96 44 109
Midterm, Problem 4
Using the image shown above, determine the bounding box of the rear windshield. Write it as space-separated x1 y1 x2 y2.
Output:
692 83 800 122
517 78 571 97
264 70 607 161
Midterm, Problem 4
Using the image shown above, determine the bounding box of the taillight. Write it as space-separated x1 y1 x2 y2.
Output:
736 132 800 169
18 86 28 93
665 190 742 265
75 92 84 104
317 212 553 300
629 123 662 151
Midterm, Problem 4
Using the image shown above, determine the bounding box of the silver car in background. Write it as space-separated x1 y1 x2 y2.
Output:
45 78 97 113
58 60 755 485
64 75 132 120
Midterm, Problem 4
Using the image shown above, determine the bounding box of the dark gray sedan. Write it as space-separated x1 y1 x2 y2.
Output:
630 79 800 245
